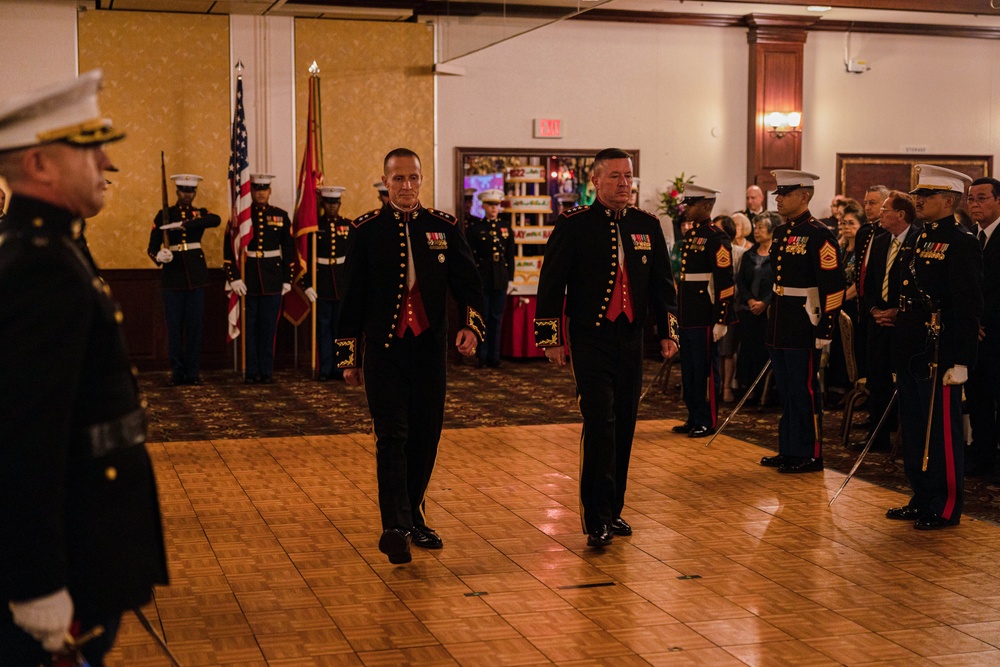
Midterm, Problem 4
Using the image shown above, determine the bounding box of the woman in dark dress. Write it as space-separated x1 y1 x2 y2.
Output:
735 211 780 399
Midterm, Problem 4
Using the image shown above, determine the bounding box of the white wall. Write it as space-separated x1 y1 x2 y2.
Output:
435 19 751 236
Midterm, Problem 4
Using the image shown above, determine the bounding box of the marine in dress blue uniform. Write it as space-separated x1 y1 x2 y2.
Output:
0 70 168 666
885 165 982 530
300 186 350 380
535 149 679 548
223 174 294 383
670 184 734 438
336 149 485 564
147 174 221 385
761 170 846 474
468 188 515 368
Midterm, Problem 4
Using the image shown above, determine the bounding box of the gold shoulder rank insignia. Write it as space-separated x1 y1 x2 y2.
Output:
563 205 590 218
819 240 839 271
426 208 457 225
352 209 380 228
715 246 732 269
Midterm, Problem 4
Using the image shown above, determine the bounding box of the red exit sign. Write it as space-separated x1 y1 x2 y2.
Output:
534 118 562 139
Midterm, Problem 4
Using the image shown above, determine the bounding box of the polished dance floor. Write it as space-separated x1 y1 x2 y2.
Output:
105 419 1000 665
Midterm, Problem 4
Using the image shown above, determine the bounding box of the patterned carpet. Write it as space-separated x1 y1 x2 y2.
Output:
141 357 1000 524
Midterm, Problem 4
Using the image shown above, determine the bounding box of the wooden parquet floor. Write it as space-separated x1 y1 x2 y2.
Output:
108 420 1000 666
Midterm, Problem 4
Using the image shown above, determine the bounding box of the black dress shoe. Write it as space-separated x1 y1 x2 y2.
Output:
587 525 613 547
169 375 185 386
188 377 203 386
687 425 714 438
760 455 785 468
487 360 501 369
411 526 443 549
671 423 693 434
378 528 412 564
244 376 258 385
914 513 960 530
778 457 823 474
260 376 274 384
885 506 920 520
316 374 330 382
611 517 632 536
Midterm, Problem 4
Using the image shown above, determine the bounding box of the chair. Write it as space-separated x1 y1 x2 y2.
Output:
838 311 870 447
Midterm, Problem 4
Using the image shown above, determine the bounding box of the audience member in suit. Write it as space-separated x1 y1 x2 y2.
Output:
855 191 920 452
966 177 1000 477
740 184 766 221
854 185 890 389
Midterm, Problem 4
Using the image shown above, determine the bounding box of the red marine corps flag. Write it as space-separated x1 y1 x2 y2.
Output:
283 62 324 326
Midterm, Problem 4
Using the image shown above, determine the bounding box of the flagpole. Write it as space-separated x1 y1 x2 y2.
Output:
310 71 320 377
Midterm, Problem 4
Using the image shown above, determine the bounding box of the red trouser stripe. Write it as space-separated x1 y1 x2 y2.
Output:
941 384 958 520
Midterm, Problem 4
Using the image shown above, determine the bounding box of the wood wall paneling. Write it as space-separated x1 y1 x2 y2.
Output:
836 154 994 202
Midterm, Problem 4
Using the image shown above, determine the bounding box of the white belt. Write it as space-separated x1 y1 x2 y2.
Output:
773 284 814 298
247 249 281 258
316 257 346 265
682 273 712 281
168 242 201 251
774 284 820 325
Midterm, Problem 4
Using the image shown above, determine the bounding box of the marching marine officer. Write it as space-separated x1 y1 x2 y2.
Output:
336 148 485 564
147 174 221 386
670 183 734 438
761 170 846 473
886 165 982 529
224 174 294 384
535 148 679 548
301 185 350 380
468 188 516 368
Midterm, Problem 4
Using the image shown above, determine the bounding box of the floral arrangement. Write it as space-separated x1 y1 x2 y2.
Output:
657 172 695 220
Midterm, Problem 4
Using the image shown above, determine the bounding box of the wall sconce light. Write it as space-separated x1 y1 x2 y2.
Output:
765 111 802 138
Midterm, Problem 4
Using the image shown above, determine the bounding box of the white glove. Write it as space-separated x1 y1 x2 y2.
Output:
942 365 968 385
9 588 73 652
815 338 832 350
304 287 317 302
712 324 728 342
229 279 247 296
281 282 292 296
159 221 183 230
155 248 173 264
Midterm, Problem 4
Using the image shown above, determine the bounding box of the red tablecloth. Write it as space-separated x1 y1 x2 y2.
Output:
501 295 566 359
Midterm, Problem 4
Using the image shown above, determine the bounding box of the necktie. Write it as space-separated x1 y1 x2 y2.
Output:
881 238 900 303
980 229 988 250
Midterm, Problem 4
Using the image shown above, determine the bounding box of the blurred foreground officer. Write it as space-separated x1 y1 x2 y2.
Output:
147 174 221 386
965 177 1000 477
374 180 390 206
886 165 981 529
0 70 167 666
468 188 515 368
336 148 485 564
671 184 733 438
301 186 350 380
761 170 845 474
535 148 678 548
224 174 294 384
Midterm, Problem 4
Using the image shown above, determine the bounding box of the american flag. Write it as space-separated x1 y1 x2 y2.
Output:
227 75 252 342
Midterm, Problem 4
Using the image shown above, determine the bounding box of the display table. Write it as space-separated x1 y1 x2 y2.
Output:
501 294 566 359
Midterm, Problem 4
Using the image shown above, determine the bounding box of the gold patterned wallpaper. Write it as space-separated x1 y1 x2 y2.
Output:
294 20 435 219
78 12 231 269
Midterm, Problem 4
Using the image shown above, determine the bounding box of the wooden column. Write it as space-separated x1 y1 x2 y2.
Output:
746 14 817 192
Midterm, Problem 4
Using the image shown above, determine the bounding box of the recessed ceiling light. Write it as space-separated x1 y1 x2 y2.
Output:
807 6 833 11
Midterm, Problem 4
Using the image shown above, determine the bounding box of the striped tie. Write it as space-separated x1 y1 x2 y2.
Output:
881 238 900 303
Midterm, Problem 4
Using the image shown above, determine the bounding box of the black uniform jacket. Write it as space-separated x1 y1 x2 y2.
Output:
299 213 350 300
468 216 516 290
862 224 922 314
335 204 486 368
146 203 221 289
223 203 295 295
893 215 983 373
979 223 1000 360
677 218 735 328
533 201 679 348
855 220 888 315
0 195 168 619
766 211 847 349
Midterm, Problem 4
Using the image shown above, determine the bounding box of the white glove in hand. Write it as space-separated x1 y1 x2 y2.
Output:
155 248 173 264
815 338 832 350
9 588 73 652
942 365 968 385
304 287 318 303
281 282 292 296
159 221 183 230
712 324 728 342
229 279 247 297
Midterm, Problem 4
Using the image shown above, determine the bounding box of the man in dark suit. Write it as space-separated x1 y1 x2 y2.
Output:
535 148 679 548
147 174 221 386
856 191 919 452
886 164 982 529
0 70 168 665
853 185 890 390
336 148 485 564
740 184 766 220
224 174 295 384
761 170 846 474
671 184 734 438
966 177 1000 477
